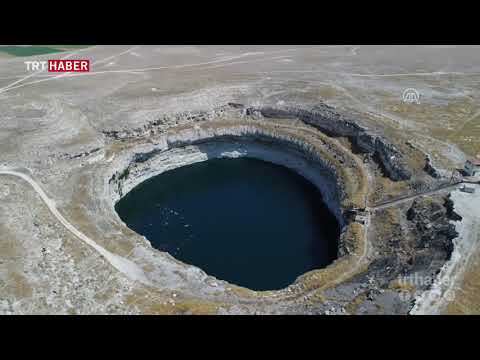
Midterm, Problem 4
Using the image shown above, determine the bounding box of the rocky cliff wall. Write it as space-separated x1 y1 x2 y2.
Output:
245 104 411 181
109 125 347 225
101 102 410 182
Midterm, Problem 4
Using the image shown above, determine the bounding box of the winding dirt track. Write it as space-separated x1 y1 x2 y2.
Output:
0 169 149 285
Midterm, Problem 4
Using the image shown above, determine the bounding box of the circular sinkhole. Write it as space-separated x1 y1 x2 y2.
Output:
115 157 340 291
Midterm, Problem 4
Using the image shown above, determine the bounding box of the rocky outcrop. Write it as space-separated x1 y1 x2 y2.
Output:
101 106 234 140
444 196 463 221
406 198 457 259
424 154 441 178
60 147 101 160
249 104 364 137
373 137 412 181
244 103 411 181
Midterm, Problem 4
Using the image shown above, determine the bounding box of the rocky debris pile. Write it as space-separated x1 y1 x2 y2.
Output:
406 197 457 258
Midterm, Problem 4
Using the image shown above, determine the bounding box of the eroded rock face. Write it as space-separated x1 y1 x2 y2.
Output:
108 124 353 231
246 103 411 181
406 198 457 268
101 106 232 140
306 196 460 315
370 197 458 294
101 102 411 182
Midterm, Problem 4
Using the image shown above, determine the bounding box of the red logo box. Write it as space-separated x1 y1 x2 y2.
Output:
48 59 90 72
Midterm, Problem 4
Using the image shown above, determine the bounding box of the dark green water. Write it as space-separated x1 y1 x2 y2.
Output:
115 157 339 290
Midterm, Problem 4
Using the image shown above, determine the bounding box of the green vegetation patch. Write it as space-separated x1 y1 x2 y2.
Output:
0 45 91 57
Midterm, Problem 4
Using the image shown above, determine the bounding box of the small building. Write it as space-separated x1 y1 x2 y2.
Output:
464 156 480 176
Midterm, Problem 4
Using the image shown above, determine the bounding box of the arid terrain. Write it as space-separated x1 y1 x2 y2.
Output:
0 45 479 314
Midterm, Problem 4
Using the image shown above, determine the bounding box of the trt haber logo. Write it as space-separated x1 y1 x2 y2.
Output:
24 59 90 72
49 59 89 72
